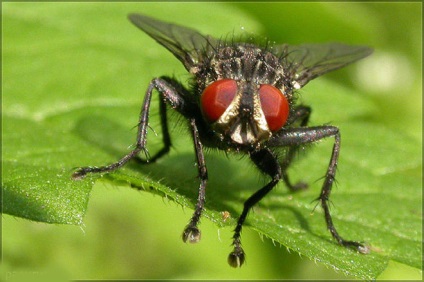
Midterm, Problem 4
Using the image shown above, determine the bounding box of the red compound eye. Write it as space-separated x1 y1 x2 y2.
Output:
201 79 237 122
259 84 290 132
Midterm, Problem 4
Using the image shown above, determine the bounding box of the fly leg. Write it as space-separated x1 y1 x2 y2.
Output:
182 119 208 244
228 148 282 267
280 105 311 191
317 129 369 253
268 126 369 254
134 90 171 164
72 76 188 180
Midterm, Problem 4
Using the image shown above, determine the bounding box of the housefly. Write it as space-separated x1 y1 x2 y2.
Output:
73 13 373 267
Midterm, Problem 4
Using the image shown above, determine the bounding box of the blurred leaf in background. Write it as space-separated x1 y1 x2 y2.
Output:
2 2 422 280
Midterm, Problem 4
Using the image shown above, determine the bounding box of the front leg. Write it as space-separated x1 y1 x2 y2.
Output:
182 119 208 243
72 76 189 180
268 126 369 254
228 148 282 267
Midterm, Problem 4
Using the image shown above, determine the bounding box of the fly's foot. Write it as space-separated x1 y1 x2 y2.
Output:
182 225 201 243
72 167 92 180
342 240 370 254
228 246 245 268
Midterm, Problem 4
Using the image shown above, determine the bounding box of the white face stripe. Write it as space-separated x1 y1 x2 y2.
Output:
215 89 242 127
252 90 271 140
231 124 243 144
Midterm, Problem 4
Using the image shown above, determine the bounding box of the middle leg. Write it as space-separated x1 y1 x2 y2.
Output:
280 105 311 191
268 125 369 254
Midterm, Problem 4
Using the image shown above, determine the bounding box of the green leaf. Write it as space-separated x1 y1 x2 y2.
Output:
2 117 93 225
2 2 421 280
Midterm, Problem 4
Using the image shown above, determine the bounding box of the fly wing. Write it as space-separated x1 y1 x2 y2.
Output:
128 13 217 71
272 43 373 88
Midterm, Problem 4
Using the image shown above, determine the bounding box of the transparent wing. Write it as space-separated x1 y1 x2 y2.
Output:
128 13 218 71
272 43 373 88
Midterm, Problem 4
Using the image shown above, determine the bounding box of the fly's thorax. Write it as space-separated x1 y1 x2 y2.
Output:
193 44 288 89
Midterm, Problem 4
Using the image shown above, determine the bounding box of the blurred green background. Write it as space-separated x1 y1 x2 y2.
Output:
2 2 421 280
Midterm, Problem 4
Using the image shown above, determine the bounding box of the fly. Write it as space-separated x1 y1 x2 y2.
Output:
72 13 373 267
